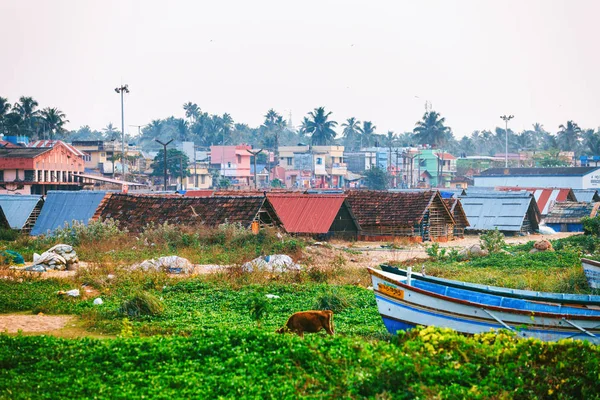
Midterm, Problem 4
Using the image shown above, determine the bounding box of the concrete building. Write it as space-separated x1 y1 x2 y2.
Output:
210 145 252 187
417 149 457 188
474 167 600 189
0 142 84 195
277 145 347 188
71 140 143 176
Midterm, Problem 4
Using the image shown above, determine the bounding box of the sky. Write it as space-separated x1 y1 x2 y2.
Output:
1 0 599 139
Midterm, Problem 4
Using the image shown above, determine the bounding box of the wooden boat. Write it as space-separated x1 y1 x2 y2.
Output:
582 258 600 290
381 264 600 306
368 267 600 342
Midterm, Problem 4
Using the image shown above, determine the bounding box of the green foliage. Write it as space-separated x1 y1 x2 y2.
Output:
479 228 506 253
364 166 389 190
1 327 599 399
49 218 127 246
0 229 18 242
270 178 284 188
150 148 190 178
313 287 351 313
582 215 600 236
119 291 165 318
247 293 270 328
217 177 231 189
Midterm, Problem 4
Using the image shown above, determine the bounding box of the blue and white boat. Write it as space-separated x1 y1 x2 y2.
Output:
582 258 600 290
380 264 600 306
368 267 600 342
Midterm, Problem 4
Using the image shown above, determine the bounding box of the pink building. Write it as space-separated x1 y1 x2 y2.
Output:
0 141 85 195
210 145 252 187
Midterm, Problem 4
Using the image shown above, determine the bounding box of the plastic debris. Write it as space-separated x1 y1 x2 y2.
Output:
93 298 104 305
242 254 300 273
57 289 80 297
32 244 79 271
1 250 24 265
265 294 280 299
132 256 194 274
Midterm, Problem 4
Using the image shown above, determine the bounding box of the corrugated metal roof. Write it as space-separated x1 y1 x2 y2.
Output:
0 195 43 229
573 189 600 203
544 202 600 224
496 187 576 215
477 167 600 177
267 195 347 234
31 191 109 236
459 193 539 232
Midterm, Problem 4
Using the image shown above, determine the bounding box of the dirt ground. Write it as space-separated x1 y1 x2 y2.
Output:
0 314 74 333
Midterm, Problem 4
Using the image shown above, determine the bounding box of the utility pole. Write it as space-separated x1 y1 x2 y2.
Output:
114 84 130 181
500 115 514 168
247 148 264 190
155 139 173 191
394 149 400 188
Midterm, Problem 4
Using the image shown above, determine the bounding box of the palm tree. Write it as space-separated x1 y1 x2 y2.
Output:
584 129 600 156
306 107 337 146
341 117 362 151
360 121 376 148
557 121 582 153
103 123 120 140
298 116 310 142
183 102 200 121
13 96 39 136
413 111 450 147
40 107 68 140
0 97 11 134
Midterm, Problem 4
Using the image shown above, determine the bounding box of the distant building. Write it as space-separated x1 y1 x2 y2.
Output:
417 149 457 188
71 140 143 175
0 142 84 195
210 145 253 187
474 167 600 189
278 145 347 188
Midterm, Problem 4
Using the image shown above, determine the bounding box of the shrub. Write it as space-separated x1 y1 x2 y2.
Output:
582 215 600 235
479 228 506 253
247 293 270 328
51 218 127 246
0 228 18 241
313 287 351 313
119 292 165 318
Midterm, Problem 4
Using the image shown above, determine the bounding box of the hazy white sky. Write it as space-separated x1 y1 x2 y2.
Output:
1 0 599 138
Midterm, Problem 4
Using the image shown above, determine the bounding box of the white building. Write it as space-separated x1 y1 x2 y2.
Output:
474 167 600 189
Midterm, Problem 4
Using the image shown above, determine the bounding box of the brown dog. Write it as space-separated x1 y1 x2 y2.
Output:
276 310 334 338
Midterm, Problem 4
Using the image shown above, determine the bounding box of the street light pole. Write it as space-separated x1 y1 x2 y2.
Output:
115 84 130 180
247 148 264 190
500 115 514 168
155 139 173 191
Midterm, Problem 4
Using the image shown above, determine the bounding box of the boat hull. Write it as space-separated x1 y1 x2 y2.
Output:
582 258 600 289
369 268 600 343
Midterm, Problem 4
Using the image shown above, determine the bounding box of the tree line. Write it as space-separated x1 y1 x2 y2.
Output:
3 94 600 162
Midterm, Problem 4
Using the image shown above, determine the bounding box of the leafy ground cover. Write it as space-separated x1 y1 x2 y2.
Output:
1 327 599 399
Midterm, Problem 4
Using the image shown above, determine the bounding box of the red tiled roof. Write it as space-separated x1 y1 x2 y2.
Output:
184 190 215 197
267 194 347 234
346 190 453 227
99 194 268 232
436 152 456 160
29 140 86 157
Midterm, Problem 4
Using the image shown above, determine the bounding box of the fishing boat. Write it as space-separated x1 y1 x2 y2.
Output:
380 264 600 306
582 258 600 289
368 267 600 342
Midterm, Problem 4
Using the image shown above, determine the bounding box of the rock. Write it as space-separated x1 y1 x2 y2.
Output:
57 289 80 297
533 239 553 252
459 244 489 258
242 254 301 273
132 256 194 274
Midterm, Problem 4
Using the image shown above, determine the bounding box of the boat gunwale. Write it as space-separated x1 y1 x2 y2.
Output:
381 264 600 306
368 267 600 321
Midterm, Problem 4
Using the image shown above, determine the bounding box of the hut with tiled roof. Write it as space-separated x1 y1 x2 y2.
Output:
98 194 281 233
442 197 470 238
345 190 455 242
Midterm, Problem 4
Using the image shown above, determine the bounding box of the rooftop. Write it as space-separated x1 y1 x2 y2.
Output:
477 167 600 177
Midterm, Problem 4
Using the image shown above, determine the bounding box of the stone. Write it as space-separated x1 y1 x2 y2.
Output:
242 254 301 273
132 256 194 274
459 244 489 258
533 239 553 252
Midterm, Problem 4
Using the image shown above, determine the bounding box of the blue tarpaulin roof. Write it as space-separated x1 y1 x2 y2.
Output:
0 195 43 229
31 191 108 236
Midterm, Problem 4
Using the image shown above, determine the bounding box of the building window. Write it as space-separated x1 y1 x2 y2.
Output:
237 155 241 164
24 170 35 181
420 159 426 167
316 158 323 165
227 162 231 168
83 154 92 162
201 175 205 184
101 152 106 157
287 157 293 166
0 171 3 182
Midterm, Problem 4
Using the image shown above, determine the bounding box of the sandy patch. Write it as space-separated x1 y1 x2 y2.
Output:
0 315 75 333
